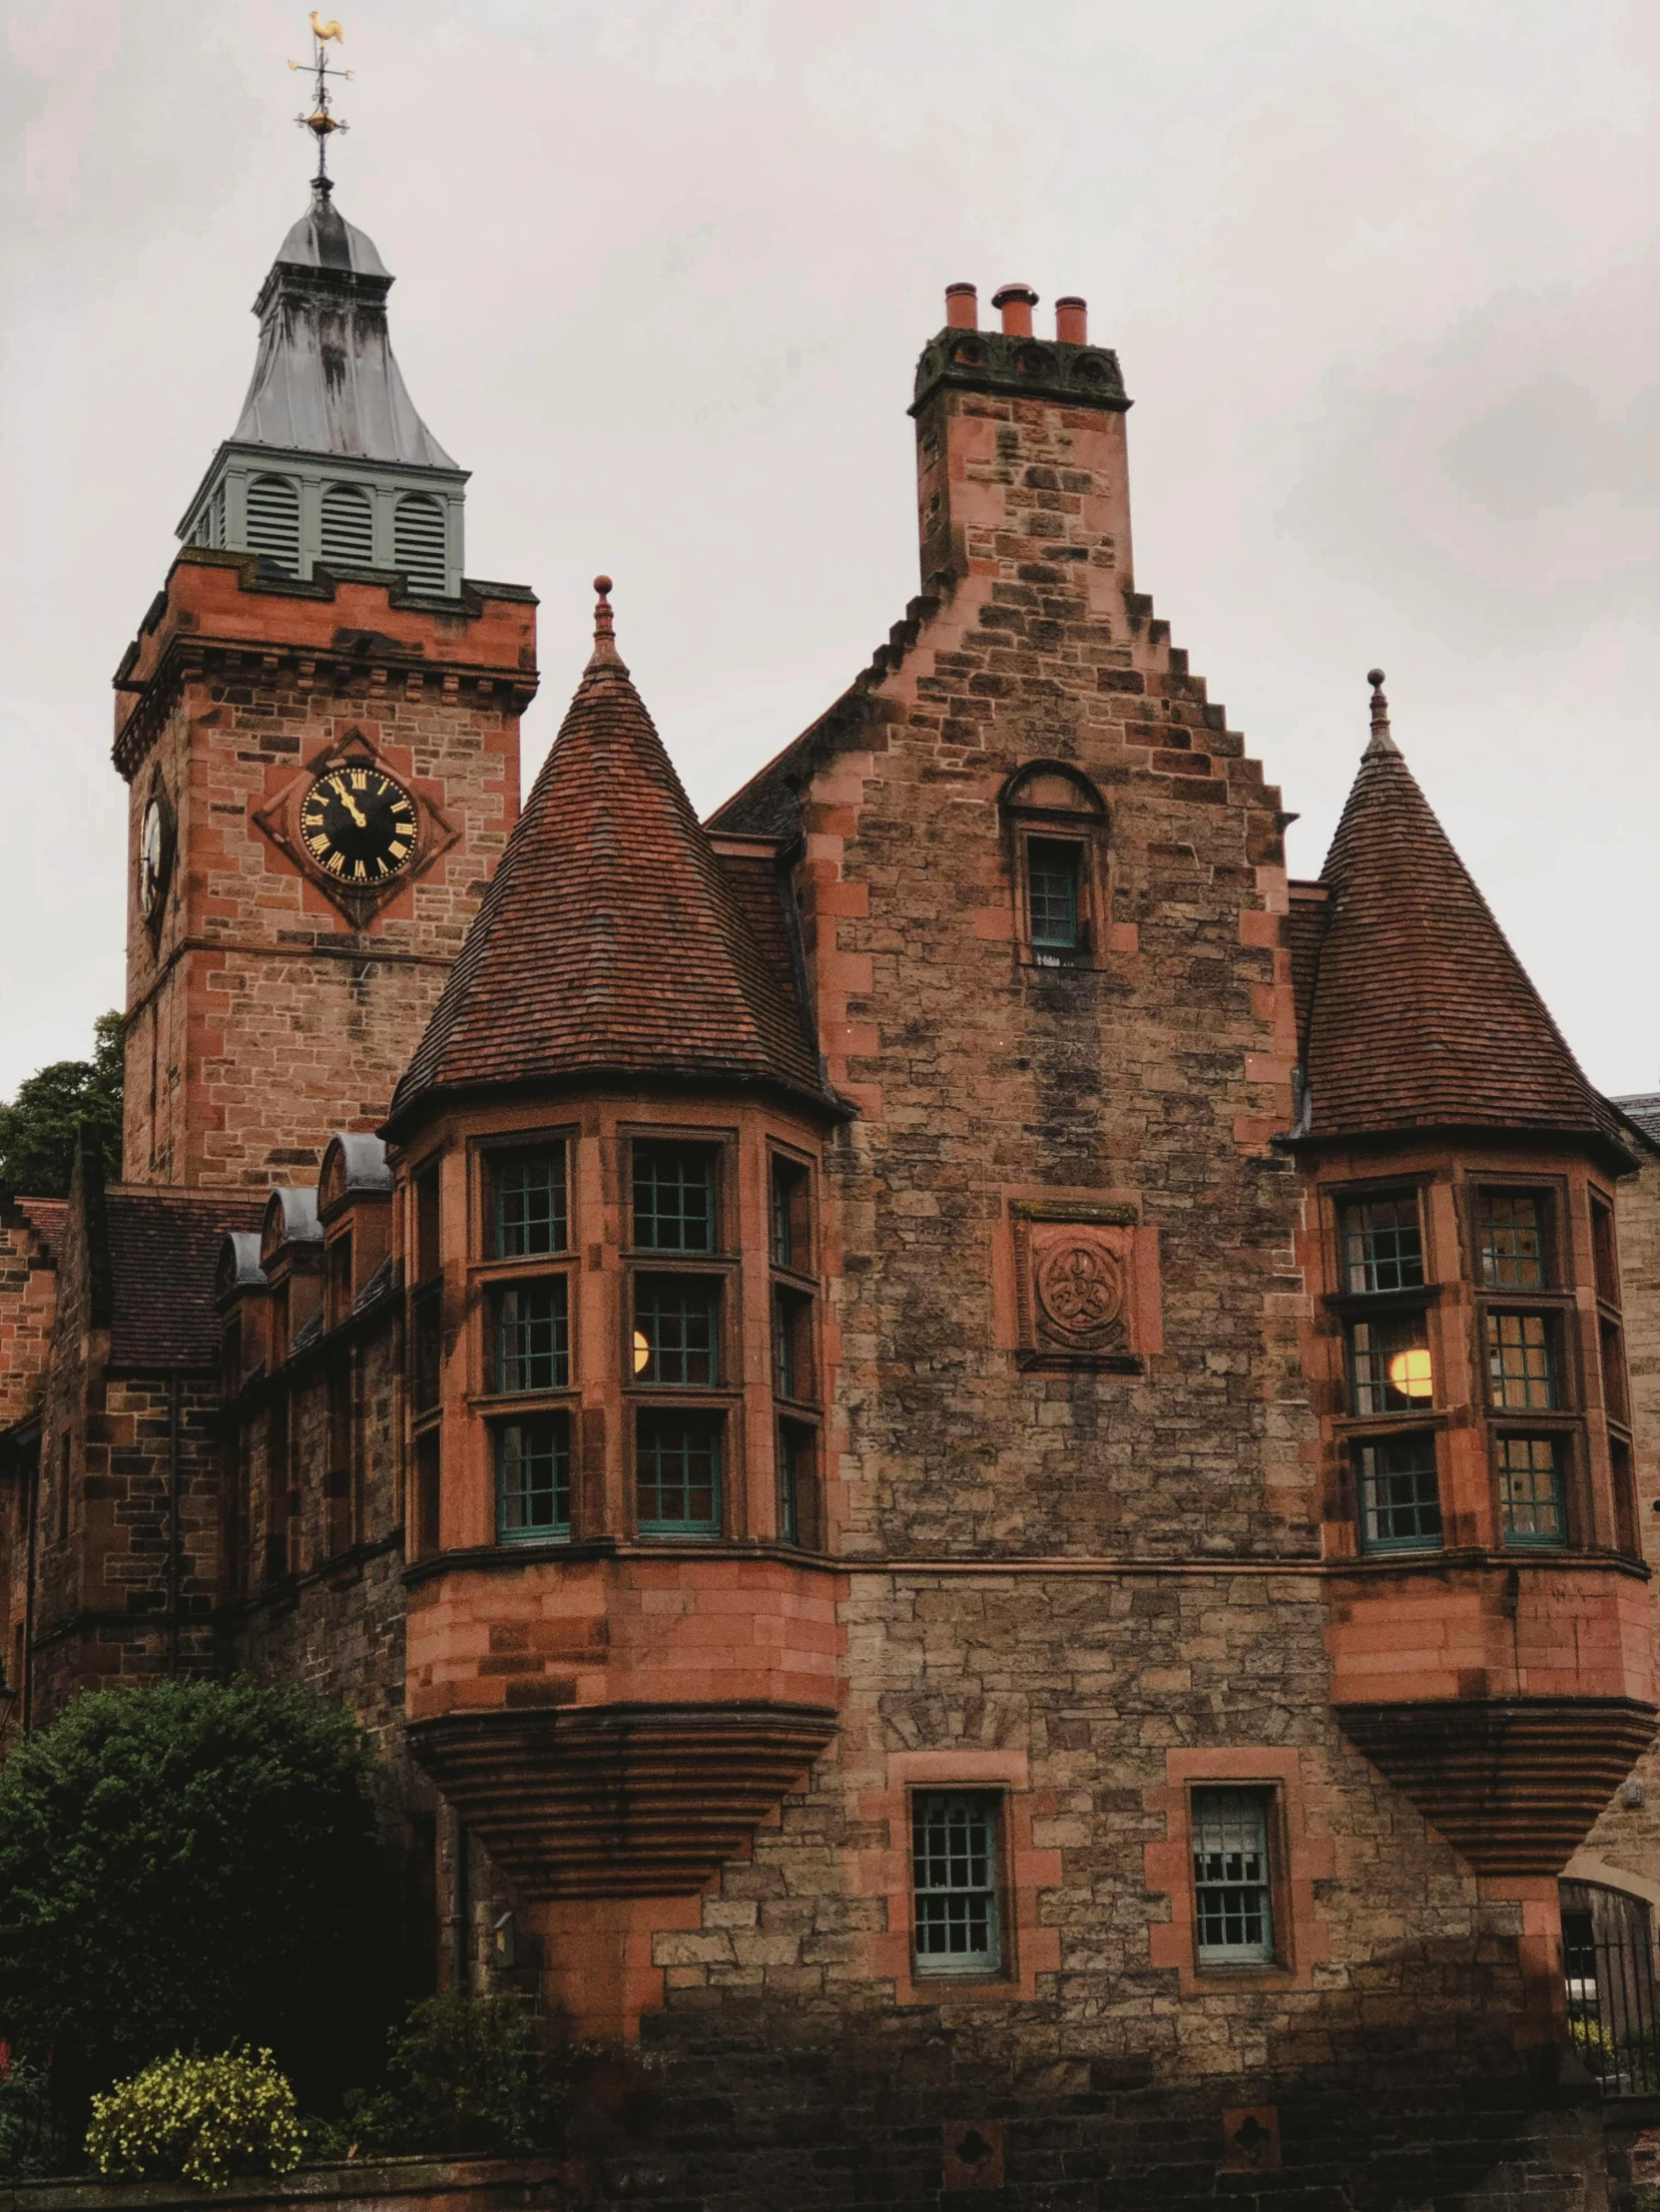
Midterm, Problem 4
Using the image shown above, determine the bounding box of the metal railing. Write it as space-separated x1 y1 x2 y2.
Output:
1564 1928 1660 2095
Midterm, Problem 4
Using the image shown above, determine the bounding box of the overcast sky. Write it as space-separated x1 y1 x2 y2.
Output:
3 0 1656 1106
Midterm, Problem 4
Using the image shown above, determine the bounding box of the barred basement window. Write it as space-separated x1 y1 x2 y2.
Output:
491 1147 567 1258
633 1142 717 1253
1348 1311 1433 1415
496 1413 571 1541
319 482 374 567
246 475 301 574
636 1409 722 1535
911 1792 1001 1976
493 1280 569 1392
393 493 447 592
1497 1436 1565 1546
1191 1789 1275 1966
1355 1433 1441 1552
1477 1191 1548 1288
1486 1313 1558 1410
1340 1195 1423 1294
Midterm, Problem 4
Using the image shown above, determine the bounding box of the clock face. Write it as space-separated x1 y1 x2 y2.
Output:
140 795 172 918
299 767 418 886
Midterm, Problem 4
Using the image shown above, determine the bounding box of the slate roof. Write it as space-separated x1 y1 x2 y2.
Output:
388 586 830 1125
229 183 459 470
1298 691 1624 1156
105 1188 268 1370
1613 1095 1660 1149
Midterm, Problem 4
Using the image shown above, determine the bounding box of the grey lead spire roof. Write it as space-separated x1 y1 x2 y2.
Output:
229 181 457 468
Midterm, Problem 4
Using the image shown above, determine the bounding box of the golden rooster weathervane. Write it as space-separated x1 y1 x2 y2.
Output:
287 11 352 190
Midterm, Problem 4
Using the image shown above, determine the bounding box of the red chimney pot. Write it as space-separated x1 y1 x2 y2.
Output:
990 282 1039 338
944 282 978 331
1055 295 1088 345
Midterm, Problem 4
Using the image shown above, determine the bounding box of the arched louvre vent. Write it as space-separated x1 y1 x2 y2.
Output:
393 494 447 593
210 483 227 548
319 484 374 567
247 476 300 574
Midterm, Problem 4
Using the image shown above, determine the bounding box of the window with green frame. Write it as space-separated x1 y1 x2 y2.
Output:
1486 1313 1557 1410
495 1412 570 1541
633 1141 717 1253
1497 1435 1565 1546
778 1418 815 1547
636 1409 722 1535
491 1146 568 1259
632 1276 720 1385
1355 1433 1442 1551
1347 1311 1433 1416
492 1279 569 1392
1191 1789 1276 1966
911 1792 1001 1975
1026 837 1083 953
1339 1195 1424 1295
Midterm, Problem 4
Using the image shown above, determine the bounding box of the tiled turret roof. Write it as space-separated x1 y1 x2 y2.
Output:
388 583 830 1126
1300 674 1625 1156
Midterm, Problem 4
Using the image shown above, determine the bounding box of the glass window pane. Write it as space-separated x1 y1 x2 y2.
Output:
911 1793 1000 1973
495 1413 570 1540
493 1279 569 1392
1340 1197 1424 1295
636 1410 722 1534
771 1158 811 1271
1348 1312 1433 1415
633 1277 720 1386
1027 839 1082 951
1478 1191 1546 1289
1192 1790 1274 1965
633 1143 717 1252
1486 1313 1557 1410
1355 1433 1442 1551
1498 1436 1565 1546
779 1420 814 1547
493 1148 567 1259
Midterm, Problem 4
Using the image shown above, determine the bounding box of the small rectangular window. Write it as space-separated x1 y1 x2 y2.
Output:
492 1146 568 1259
1191 1790 1275 1966
1355 1433 1442 1551
1612 1434 1638 1554
636 1409 722 1535
326 1231 353 1331
414 1427 441 1557
1477 1190 1547 1288
1591 1198 1621 1308
1348 1312 1433 1415
773 1288 815 1403
632 1276 720 1386
1027 838 1083 953
1340 1196 1424 1295
492 1279 569 1392
496 1413 571 1541
1497 1435 1565 1546
633 1142 718 1253
778 1418 816 1547
1486 1313 1558 1410
1602 1320 1630 1427
415 1166 441 1286
911 1792 1001 1976
770 1156 813 1272
412 1285 442 1413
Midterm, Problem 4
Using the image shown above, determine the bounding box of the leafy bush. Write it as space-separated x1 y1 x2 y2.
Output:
0 1679 394 2103
340 1995 569 2158
86 2049 301 2191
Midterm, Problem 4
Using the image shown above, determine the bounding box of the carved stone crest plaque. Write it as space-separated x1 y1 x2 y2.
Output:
1010 1203 1161 1370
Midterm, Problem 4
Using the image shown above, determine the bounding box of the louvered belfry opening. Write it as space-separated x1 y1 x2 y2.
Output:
393 493 447 593
319 482 374 567
246 475 300 574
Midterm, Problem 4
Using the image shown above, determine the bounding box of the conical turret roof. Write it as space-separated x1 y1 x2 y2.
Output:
1300 675 1623 1154
388 583 829 1126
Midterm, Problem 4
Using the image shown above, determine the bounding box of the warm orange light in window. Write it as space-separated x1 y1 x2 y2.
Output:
1387 1347 1433 1399
632 1329 651 1376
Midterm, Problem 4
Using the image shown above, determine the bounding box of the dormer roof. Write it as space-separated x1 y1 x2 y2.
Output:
388 583 831 1129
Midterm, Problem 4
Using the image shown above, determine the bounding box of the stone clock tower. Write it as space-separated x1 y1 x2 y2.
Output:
114 178 537 1188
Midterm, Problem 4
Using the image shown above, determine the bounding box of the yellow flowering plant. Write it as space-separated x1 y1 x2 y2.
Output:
85 2048 302 2191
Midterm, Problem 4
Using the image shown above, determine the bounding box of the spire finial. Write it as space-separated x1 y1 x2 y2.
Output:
289 13 351 192
1365 666 1397 758
585 575 629 677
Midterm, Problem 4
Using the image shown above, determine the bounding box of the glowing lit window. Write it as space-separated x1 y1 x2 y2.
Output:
1486 1313 1557 1410
1348 1313 1433 1415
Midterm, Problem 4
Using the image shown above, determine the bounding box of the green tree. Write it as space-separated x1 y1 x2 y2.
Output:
0 1680 395 2108
0 1012 124 1197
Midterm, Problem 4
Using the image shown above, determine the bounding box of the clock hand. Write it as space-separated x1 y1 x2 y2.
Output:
329 776 368 829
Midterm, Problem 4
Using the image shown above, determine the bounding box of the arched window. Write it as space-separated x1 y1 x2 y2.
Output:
246 475 300 575
393 493 447 593
999 762 1108 968
319 483 374 567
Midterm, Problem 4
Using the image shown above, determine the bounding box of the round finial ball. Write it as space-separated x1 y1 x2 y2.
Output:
1367 667 1385 688
594 574 613 595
